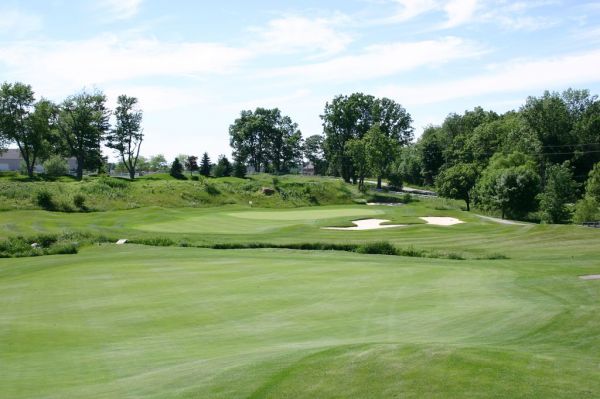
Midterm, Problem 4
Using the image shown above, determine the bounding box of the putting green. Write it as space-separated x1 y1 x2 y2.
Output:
137 206 383 234
228 208 382 220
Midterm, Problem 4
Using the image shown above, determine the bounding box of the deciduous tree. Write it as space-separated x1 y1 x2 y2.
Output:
436 163 479 211
57 90 110 180
105 95 143 180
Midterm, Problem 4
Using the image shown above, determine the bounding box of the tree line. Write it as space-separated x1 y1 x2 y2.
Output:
0 82 144 180
2 80 599 223
230 89 600 223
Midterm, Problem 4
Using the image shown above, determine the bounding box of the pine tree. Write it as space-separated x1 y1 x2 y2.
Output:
170 158 184 179
200 152 212 177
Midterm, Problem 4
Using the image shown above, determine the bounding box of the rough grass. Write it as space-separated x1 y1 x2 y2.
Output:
0 173 360 211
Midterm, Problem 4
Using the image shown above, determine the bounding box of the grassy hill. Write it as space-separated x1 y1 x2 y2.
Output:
0 173 362 212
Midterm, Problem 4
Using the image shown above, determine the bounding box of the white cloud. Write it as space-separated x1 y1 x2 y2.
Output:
104 85 209 112
98 0 144 20
0 8 42 35
441 0 478 28
0 34 253 97
261 37 485 83
377 50 600 105
376 0 478 27
480 1 559 31
383 0 439 23
250 15 353 56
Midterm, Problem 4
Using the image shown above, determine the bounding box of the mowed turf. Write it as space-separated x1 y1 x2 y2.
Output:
1 245 599 398
1 202 600 398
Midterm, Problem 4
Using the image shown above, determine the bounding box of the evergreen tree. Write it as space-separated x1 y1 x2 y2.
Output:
200 152 212 177
170 158 184 179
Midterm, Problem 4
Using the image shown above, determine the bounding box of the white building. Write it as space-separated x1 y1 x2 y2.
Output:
0 148 78 173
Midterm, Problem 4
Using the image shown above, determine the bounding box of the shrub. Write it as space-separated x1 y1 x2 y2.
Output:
356 241 398 255
97 176 129 189
387 170 404 191
73 194 87 210
36 190 55 210
573 197 600 224
131 237 175 246
43 156 68 178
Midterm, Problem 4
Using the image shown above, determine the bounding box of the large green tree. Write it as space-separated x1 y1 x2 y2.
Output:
214 155 232 177
229 108 302 174
418 126 446 185
436 163 479 211
148 154 167 172
474 153 541 219
344 138 368 190
0 82 57 177
105 95 143 180
303 134 327 175
364 124 397 189
321 93 412 183
57 91 110 180
538 163 578 224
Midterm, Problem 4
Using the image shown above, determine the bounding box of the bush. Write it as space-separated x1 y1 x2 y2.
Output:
73 194 87 210
387 170 404 191
573 197 600 224
36 190 55 210
43 156 68 178
356 241 398 255
97 176 129 189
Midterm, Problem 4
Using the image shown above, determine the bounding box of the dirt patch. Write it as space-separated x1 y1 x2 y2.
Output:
579 274 600 280
323 219 405 231
420 217 464 226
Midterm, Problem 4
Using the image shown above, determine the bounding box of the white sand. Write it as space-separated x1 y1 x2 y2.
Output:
420 217 464 226
323 219 405 231
579 275 600 280
366 203 404 206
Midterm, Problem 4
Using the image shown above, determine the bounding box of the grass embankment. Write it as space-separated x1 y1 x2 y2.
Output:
0 173 360 211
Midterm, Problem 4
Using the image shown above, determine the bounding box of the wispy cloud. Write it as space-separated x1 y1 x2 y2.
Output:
382 0 439 23
250 14 353 57
441 0 479 28
377 49 600 105
98 0 144 20
0 33 252 96
375 0 479 28
480 1 559 31
0 7 42 35
260 36 485 83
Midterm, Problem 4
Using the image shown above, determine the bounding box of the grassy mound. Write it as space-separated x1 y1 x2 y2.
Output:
0 173 360 211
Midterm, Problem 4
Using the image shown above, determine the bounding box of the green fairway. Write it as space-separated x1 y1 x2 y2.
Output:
1 199 600 398
1 244 599 398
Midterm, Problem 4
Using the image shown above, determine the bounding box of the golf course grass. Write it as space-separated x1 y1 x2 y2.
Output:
1 196 600 397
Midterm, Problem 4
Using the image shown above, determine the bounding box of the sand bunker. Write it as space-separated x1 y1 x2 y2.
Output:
579 275 600 280
366 203 404 207
420 217 464 226
323 219 405 231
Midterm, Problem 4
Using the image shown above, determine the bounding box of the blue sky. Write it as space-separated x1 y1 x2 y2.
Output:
1 0 599 160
